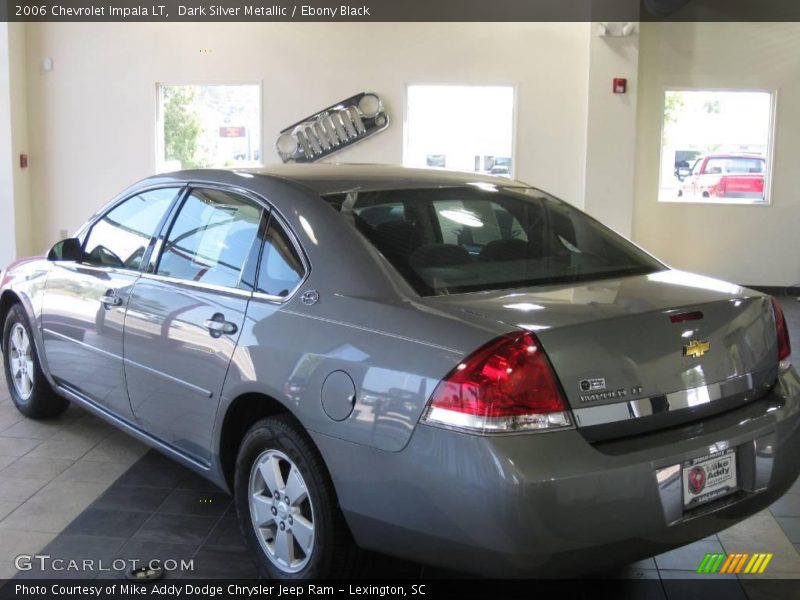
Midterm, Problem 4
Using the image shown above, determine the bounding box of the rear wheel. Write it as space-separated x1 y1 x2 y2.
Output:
2 305 68 418
234 415 359 579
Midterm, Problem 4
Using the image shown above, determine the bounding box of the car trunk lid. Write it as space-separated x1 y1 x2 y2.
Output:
420 270 780 440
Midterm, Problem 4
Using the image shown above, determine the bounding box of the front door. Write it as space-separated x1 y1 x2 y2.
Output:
41 188 179 419
123 187 263 463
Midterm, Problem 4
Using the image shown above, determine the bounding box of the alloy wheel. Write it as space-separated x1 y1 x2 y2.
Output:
248 449 315 573
8 323 34 400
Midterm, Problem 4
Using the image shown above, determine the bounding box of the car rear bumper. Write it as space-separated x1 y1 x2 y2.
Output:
313 366 800 577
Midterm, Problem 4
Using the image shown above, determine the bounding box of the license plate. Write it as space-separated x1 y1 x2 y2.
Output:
682 449 737 509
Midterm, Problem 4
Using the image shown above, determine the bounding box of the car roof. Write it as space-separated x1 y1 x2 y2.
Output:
163 163 529 196
703 154 764 159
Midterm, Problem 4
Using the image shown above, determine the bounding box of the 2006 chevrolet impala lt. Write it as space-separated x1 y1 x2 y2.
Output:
1 165 799 578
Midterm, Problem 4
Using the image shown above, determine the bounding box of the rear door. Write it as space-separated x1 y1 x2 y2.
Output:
41 187 180 419
123 186 263 463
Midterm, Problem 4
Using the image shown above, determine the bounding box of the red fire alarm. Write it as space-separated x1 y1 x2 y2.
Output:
19 154 28 169
613 78 627 94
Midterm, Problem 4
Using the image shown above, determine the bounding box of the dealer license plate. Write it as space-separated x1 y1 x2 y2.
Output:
682 449 737 509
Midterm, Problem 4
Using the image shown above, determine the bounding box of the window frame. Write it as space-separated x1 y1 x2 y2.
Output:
657 86 778 206
151 186 266 293
143 182 310 303
154 81 265 173
401 83 519 179
251 212 309 302
76 185 186 274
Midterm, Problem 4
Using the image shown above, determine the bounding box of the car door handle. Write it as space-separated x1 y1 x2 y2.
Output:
204 314 238 338
100 292 122 309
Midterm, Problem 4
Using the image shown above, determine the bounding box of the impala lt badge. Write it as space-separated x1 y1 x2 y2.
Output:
683 339 710 358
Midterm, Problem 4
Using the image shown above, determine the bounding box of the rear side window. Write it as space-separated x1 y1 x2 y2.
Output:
256 219 305 298
83 187 178 271
325 187 664 296
157 188 262 288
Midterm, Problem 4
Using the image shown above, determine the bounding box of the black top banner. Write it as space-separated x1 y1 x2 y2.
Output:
1 0 800 22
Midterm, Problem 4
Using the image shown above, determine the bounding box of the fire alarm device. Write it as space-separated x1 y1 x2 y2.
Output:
613 78 627 94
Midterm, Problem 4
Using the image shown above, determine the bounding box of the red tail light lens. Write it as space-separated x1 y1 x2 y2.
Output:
770 297 792 363
421 332 572 433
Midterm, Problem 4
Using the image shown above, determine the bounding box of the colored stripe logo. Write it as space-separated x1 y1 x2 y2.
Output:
696 552 773 574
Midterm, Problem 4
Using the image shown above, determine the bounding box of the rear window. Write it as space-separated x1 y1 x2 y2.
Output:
324 187 665 296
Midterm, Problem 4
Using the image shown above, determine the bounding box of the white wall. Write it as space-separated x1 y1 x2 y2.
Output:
583 25 640 237
633 22 800 286
24 22 592 252
0 23 17 269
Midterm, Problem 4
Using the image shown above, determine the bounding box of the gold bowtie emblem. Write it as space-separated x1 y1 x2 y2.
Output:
683 340 711 358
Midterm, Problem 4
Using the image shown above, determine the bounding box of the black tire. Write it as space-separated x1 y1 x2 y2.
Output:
234 414 359 579
2 304 69 419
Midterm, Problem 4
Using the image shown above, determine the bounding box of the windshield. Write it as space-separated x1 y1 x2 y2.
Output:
324 186 665 296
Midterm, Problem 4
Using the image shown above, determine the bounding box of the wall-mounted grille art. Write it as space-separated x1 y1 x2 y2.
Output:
275 92 389 163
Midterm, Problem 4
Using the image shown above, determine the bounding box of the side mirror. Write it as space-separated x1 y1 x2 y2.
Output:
47 238 84 262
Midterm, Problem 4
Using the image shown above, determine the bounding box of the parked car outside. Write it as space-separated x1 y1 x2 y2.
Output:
678 154 766 200
1 165 799 579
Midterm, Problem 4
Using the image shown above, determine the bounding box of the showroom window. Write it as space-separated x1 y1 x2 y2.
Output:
156 84 262 171
659 89 775 204
404 85 515 177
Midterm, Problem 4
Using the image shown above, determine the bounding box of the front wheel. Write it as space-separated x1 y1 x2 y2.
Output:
2 305 69 419
234 415 359 579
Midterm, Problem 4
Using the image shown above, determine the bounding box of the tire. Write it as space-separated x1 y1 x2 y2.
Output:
2 304 69 419
234 415 359 579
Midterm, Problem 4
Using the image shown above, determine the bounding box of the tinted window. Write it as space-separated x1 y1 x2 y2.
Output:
157 188 261 288
326 187 664 296
257 219 305 297
83 188 178 270
705 157 764 174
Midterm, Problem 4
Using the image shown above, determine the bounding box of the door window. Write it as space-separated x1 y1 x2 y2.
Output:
83 188 179 270
256 219 306 298
157 188 262 289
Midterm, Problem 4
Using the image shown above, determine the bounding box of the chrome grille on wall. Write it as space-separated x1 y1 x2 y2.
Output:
275 92 389 163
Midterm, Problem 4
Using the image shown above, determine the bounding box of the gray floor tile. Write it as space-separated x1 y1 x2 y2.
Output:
26 437 99 461
0 437 42 457
94 485 172 513
133 513 218 546
770 493 800 518
82 431 148 464
205 516 246 550
0 476 49 503
156 489 231 517
63 507 151 538
0 418 64 440
0 456 73 480
655 539 726 571
775 517 800 543
0 500 20 520
55 459 132 484
0 455 17 471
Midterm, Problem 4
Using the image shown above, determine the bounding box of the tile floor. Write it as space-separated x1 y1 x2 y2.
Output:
0 297 799 594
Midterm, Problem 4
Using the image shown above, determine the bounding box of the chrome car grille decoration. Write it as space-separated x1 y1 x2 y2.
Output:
275 92 389 163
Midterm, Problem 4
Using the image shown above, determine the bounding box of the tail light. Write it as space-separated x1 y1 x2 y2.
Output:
770 297 792 363
421 332 572 433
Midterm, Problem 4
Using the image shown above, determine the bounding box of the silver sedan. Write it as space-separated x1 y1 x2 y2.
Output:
1 165 799 578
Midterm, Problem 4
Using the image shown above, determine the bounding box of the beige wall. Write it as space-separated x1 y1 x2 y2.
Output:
633 22 800 286
24 22 593 253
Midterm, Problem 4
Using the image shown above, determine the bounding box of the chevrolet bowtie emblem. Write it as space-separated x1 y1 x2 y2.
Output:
684 340 711 358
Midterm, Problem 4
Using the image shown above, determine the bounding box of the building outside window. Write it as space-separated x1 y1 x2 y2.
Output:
659 89 775 204
404 85 515 177
157 84 262 172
